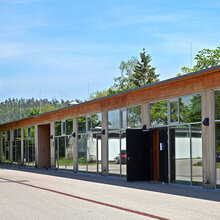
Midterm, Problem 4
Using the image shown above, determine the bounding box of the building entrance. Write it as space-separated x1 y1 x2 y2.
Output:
126 129 152 181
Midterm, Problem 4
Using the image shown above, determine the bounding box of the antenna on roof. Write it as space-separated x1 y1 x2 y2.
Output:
39 87 42 114
190 42 192 70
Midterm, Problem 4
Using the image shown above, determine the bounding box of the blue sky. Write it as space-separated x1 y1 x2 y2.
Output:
0 0 220 102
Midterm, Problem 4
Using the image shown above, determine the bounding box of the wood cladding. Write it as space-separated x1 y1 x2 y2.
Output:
37 124 51 169
0 67 220 131
152 129 159 182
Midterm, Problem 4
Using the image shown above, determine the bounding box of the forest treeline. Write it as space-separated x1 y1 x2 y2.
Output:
0 98 77 124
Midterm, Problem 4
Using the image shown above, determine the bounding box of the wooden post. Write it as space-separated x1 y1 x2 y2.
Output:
101 111 108 175
202 90 215 189
73 117 78 172
142 103 150 128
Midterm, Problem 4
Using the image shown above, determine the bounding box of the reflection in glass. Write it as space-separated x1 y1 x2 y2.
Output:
87 133 97 173
170 126 190 185
179 94 201 123
31 126 35 138
127 105 141 128
216 122 220 188
91 113 102 132
170 101 178 123
66 119 73 135
78 117 87 133
97 135 102 173
108 110 120 130
55 138 59 168
108 132 120 176
121 110 127 129
66 136 74 170
59 137 65 169
78 134 87 171
150 101 168 127
121 132 127 176
215 90 220 120
55 121 61 136
191 124 202 186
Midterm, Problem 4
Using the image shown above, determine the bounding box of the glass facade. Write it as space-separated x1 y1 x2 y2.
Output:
150 101 168 127
55 119 74 170
150 93 202 186
108 106 141 177
23 126 35 166
215 90 220 188
12 128 21 165
1 131 10 164
170 124 202 186
77 113 102 173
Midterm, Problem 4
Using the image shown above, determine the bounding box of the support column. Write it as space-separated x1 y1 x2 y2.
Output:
73 117 78 172
35 125 38 168
50 122 55 168
0 132 2 164
10 130 13 164
21 128 24 165
101 111 108 176
142 103 150 128
202 90 215 189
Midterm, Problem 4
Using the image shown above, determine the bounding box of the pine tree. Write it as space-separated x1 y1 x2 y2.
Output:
131 48 159 87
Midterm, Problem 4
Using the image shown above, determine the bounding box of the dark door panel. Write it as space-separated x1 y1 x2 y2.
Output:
126 129 152 181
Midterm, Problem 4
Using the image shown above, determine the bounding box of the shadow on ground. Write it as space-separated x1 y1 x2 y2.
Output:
1 165 220 202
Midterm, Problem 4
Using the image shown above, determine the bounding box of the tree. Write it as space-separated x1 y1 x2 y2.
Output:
179 47 220 75
90 49 159 99
28 108 40 117
131 49 159 87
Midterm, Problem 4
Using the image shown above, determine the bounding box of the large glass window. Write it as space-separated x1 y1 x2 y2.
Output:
170 124 202 186
108 132 120 176
2 131 10 164
77 113 102 174
215 90 220 120
78 134 87 171
170 99 178 123
179 94 201 123
127 105 142 128
55 118 74 170
91 113 102 132
78 116 86 133
170 125 191 185
108 110 120 130
150 101 168 127
214 90 220 188
191 124 202 186
23 126 35 166
216 122 220 188
12 128 21 165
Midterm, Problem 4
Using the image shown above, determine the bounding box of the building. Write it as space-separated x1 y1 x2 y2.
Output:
0 65 220 189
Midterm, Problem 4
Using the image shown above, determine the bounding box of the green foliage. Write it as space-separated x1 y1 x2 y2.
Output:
91 49 159 99
131 49 159 87
179 47 220 75
0 98 77 124
150 101 168 126
28 108 40 117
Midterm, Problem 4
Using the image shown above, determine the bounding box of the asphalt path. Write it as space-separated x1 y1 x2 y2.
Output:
0 165 220 220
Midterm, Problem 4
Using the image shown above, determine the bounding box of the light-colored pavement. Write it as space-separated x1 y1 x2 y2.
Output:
0 165 220 220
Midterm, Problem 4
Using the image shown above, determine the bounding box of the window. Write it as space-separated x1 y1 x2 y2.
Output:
150 101 168 127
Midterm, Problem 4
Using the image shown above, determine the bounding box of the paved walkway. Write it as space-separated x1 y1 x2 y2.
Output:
0 165 220 220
